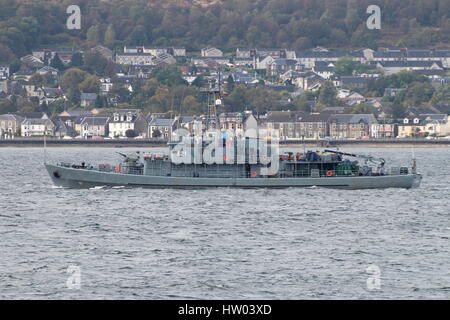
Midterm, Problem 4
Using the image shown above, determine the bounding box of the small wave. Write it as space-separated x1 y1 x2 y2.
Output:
89 186 107 190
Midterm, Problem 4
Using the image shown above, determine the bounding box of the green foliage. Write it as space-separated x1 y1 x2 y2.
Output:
367 71 429 96
0 98 16 113
402 82 435 106
191 75 206 88
334 56 372 76
82 52 109 76
318 81 337 106
1 0 449 62
350 103 374 115
70 52 84 68
79 75 100 94
430 85 450 106
61 68 88 90
125 129 137 138
67 87 81 106
50 53 65 71
151 65 187 87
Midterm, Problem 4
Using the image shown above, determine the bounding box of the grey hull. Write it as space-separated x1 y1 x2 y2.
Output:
46 164 422 190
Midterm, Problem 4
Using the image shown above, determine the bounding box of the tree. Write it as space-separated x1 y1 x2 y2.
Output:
226 75 235 93
61 68 87 90
152 129 162 138
0 44 15 64
191 75 206 88
70 52 84 68
430 85 450 105
29 74 44 87
127 25 147 46
350 103 374 115
182 95 202 115
50 53 65 71
104 24 116 46
0 98 16 114
224 84 248 112
151 65 187 87
125 129 137 138
95 95 107 109
403 82 435 106
79 75 100 93
334 57 356 76
83 52 108 76
67 87 81 106
386 102 407 119
318 81 337 106
86 25 101 47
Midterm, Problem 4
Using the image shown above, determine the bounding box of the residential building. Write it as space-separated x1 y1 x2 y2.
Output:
337 89 366 105
154 52 176 65
376 61 444 75
59 109 93 118
0 65 9 80
236 48 256 59
37 66 59 76
201 47 224 57
267 59 302 76
328 114 377 139
21 118 55 137
370 123 397 139
20 55 44 68
266 111 301 140
115 53 154 65
99 78 114 96
294 72 326 91
148 118 178 139
92 45 114 61
53 118 78 138
296 50 349 68
80 93 98 108
298 113 330 139
255 56 274 70
108 109 148 137
0 114 24 137
80 116 110 138
191 56 230 67
397 117 422 138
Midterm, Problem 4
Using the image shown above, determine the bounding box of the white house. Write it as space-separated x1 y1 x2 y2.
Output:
21 119 55 137
115 53 154 65
201 47 223 57
108 110 148 137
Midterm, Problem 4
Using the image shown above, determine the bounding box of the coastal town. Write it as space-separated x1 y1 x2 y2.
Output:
1 45 450 141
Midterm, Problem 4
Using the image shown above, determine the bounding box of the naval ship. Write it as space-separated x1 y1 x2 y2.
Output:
45 136 422 189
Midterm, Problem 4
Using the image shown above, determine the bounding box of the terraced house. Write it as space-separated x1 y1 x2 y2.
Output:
21 119 55 137
266 111 329 140
0 114 23 137
328 114 377 139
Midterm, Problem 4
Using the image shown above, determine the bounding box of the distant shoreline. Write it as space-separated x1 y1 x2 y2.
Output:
1 138 450 148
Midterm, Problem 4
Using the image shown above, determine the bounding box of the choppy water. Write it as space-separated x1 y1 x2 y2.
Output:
0 147 449 299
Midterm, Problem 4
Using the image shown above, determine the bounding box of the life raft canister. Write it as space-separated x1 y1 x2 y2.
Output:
251 171 258 178
326 170 334 177
114 166 121 173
